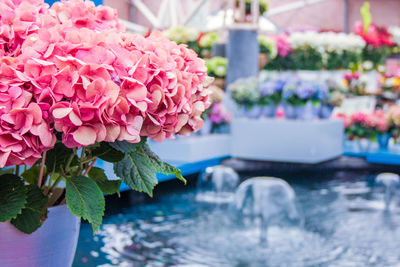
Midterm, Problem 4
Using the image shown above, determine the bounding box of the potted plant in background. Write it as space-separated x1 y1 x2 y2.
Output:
198 32 219 58
263 33 292 71
205 56 228 89
320 80 346 119
281 78 301 119
388 105 400 151
258 35 277 69
282 78 318 120
258 78 283 118
342 72 367 96
345 112 373 152
354 2 395 70
229 77 261 119
366 110 391 150
0 0 211 266
288 31 324 71
200 87 231 135
208 102 232 134
163 25 200 54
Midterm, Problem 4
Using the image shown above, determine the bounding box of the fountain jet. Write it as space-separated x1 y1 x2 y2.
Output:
376 173 399 211
234 177 300 244
196 165 240 203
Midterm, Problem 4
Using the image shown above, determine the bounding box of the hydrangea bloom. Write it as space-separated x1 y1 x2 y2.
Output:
259 80 284 97
0 59 56 167
333 113 353 128
351 111 367 124
0 0 50 57
365 110 389 133
269 34 291 57
0 0 211 167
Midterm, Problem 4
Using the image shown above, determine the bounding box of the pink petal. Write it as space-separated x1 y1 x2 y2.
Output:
53 107 72 119
69 111 82 126
72 126 97 146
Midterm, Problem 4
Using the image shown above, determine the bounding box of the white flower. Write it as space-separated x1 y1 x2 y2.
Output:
288 31 365 54
363 61 374 71
389 26 400 46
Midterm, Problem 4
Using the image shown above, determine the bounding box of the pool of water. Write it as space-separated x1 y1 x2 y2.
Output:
73 171 400 267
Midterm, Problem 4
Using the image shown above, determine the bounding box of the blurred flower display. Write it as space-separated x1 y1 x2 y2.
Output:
205 57 228 78
263 31 365 70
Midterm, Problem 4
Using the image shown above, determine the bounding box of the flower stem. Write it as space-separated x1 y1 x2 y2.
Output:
65 149 76 175
38 151 47 188
48 175 64 193
83 159 97 176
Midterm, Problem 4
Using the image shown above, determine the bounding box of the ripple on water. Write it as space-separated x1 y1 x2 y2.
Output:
79 178 400 266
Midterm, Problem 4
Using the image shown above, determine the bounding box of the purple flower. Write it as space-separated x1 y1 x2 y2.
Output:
259 80 285 97
296 81 315 99
316 83 329 100
209 103 232 125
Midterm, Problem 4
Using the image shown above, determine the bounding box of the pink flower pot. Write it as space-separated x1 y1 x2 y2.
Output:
0 205 80 267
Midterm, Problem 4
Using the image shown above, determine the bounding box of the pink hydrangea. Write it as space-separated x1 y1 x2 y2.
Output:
50 0 123 31
269 33 291 57
122 32 211 142
0 0 50 57
351 111 367 124
0 59 56 167
333 113 353 128
0 0 211 162
365 110 389 133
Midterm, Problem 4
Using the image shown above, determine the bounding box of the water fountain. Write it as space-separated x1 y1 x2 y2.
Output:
233 177 300 244
84 171 400 266
195 165 239 203
376 172 400 211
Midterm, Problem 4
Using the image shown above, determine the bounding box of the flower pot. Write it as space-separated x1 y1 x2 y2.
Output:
282 104 297 119
319 104 334 119
262 104 278 118
0 205 80 267
258 53 269 69
297 102 319 120
295 105 307 120
357 138 371 153
242 105 263 119
199 119 213 135
377 133 391 150
212 78 226 89
311 102 321 118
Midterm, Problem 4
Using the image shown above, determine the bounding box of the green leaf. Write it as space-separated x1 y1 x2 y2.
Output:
11 185 48 234
109 138 147 153
113 148 158 197
360 2 372 33
142 144 186 184
46 142 74 172
65 176 105 232
92 142 125 163
0 168 15 176
0 174 27 222
21 166 42 185
88 167 122 196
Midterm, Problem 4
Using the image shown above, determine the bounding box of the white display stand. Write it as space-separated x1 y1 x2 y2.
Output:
149 134 231 163
231 118 344 163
